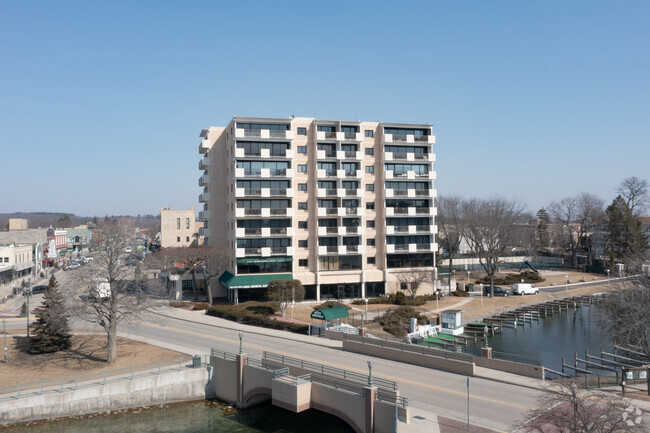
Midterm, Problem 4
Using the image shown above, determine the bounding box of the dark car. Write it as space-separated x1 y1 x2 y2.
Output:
483 286 510 297
30 285 47 294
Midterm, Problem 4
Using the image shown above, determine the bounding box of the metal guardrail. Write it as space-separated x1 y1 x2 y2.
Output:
343 334 475 363
272 367 291 379
376 390 408 408
0 356 204 401
210 348 238 361
491 350 542 366
263 351 398 391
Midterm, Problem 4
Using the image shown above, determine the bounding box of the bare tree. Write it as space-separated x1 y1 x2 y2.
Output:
515 380 644 433
600 285 650 361
396 271 431 299
265 279 304 317
617 176 649 216
548 193 604 268
461 197 524 297
75 218 168 364
436 195 464 292
160 247 230 304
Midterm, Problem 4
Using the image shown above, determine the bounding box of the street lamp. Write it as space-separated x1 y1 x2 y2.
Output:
23 288 32 338
367 358 373 387
606 269 610 284
565 275 569 292
364 298 369 321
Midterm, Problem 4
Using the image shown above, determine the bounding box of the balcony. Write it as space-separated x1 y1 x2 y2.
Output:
344 207 358 216
317 188 338 198
342 245 363 254
316 150 337 159
345 226 358 235
199 174 210 186
317 169 337 178
270 247 288 255
198 210 210 220
345 189 361 197
236 128 294 140
244 228 262 236
342 132 363 142
337 150 362 160
384 134 434 144
199 227 209 237
199 156 210 169
316 131 340 140
199 140 210 154
317 226 339 236
416 225 431 233
199 192 209 202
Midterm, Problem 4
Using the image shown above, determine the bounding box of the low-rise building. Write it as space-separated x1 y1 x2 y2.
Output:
160 206 201 248
8 218 28 231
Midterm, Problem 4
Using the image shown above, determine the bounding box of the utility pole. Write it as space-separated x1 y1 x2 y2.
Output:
3 319 7 363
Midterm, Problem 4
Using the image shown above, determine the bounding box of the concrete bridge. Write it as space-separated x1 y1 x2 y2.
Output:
210 348 409 433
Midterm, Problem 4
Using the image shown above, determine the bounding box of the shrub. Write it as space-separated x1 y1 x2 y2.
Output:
192 302 209 311
246 305 275 316
170 301 189 308
206 303 308 335
476 271 545 285
451 290 470 297
314 301 349 310
379 306 426 336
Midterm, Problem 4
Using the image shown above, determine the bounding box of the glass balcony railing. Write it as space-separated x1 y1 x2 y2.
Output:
270 228 288 235
244 209 262 216
270 209 287 216
345 208 358 215
245 247 262 254
394 244 410 252
346 226 358 234
244 228 262 236
326 227 338 234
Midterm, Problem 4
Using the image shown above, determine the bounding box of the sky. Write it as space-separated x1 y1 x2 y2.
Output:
1 1 649 217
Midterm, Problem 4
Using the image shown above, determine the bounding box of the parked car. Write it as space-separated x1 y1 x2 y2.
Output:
124 247 132 253
483 286 510 297
511 283 539 295
64 263 81 271
30 285 47 294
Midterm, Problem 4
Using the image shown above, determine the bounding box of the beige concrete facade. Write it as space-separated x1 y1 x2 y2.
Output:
8 218 28 231
199 116 437 302
160 206 200 248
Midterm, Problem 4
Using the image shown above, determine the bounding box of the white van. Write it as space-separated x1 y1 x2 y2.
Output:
90 278 111 300
511 283 538 295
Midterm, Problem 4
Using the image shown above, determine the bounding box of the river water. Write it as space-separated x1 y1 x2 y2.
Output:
2 400 353 433
479 303 612 372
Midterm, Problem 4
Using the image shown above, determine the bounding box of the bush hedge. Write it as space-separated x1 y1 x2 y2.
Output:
476 271 544 285
206 301 308 335
379 306 426 336
313 301 349 310
192 302 209 311
451 290 470 297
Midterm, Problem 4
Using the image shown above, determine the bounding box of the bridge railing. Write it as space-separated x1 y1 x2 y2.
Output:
263 351 398 391
376 390 409 408
343 334 475 363
210 348 238 361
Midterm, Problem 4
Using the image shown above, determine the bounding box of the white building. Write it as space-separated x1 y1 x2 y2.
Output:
198 116 437 303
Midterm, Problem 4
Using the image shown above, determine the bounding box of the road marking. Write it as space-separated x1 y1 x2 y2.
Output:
135 320 530 412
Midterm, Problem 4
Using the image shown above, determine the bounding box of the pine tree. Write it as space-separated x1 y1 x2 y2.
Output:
29 275 71 354
536 208 551 250
605 195 649 270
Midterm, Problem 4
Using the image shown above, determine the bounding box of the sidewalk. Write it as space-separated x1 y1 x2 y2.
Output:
0 272 55 317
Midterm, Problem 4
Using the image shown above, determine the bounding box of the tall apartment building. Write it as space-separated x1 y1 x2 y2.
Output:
199 117 437 304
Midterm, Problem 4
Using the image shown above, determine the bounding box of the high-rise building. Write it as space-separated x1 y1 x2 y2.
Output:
199 117 437 304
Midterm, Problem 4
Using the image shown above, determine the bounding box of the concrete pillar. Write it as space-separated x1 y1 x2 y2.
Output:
359 328 368 337
237 353 246 407
481 347 492 358
364 386 376 433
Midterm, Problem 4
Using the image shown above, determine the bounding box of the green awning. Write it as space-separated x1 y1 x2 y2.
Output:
310 306 349 321
218 271 293 290
237 257 292 264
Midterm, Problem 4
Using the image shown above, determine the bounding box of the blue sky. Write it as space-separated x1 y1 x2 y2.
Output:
1 1 648 216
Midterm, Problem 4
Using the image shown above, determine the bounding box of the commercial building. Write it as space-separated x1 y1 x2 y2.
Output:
199 116 437 303
160 206 201 248
8 218 28 231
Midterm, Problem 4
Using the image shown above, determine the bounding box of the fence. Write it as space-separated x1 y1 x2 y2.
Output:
376 390 408 408
263 350 399 391
0 355 206 402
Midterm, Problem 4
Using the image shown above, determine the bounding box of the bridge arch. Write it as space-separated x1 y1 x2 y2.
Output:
241 387 272 408
309 403 363 433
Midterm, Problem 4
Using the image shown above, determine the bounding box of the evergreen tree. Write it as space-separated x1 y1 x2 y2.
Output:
29 275 71 354
535 208 551 250
605 195 649 270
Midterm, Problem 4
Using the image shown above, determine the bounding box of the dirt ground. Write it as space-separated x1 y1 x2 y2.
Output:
0 333 184 388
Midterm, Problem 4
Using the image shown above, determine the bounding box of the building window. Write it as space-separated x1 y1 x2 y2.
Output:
177 237 181 242
366 220 375 228
297 127 307 135
365 166 374 174
186 218 190 229
298 183 307 191
366 202 375 210
299 259 308 267
298 202 308 210
299 240 308 248
298 164 307 172
298 221 308 229
367 257 376 264
367 238 376 246
365 130 374 138
298 146 307 154
186 236 190 242
176 218 180 229
366 184 374 192
365 148 374 155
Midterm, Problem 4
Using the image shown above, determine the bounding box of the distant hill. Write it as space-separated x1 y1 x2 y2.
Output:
0 212 160 232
